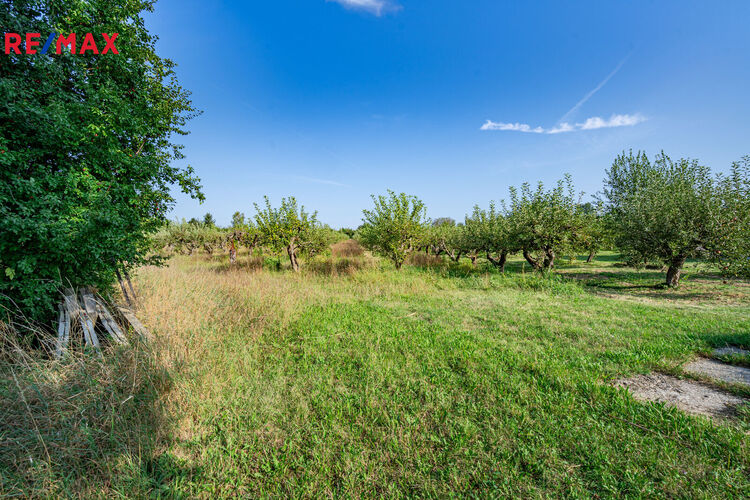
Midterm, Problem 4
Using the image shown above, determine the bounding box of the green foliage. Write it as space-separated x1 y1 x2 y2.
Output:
231 211 246 228
359 191 429 269
150 220 220 256
254 196 319 271
602 151 732 285
304 225 348 258
464 202 511 268
202 212 216 227
507 175 583 271
573 203 610 261
711 156 750 278
426 218 463 261
0 0 202 322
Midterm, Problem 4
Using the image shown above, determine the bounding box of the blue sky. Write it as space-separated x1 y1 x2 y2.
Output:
145 0 750 228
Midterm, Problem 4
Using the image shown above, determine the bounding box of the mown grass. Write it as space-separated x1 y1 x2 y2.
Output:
2 251 750 497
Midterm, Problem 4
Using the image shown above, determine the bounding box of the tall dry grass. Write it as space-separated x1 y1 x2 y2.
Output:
331 239 364 258
0 320 168 497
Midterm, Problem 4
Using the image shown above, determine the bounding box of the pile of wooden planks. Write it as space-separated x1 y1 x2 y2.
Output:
55 287 150 358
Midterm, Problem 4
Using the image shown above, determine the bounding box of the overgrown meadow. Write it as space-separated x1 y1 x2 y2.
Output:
3 249 749 497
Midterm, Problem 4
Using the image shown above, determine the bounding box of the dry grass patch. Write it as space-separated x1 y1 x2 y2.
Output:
331 239 364 258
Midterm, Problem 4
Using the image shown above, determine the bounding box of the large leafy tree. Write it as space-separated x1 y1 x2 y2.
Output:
602 151 726 286
426 218 463 261
254 196 318 272
359 191 429 269
0 0 203 322
507 175 582 272
712 156 750 278
464 202 511 271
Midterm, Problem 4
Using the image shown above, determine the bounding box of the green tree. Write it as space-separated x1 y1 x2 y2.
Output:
426 218 463 261
464 203 512 271
0 0 203 322
602 151 726 286
359 191 429 269
574 203 608 263
711 156 750 278
507 175 582 272
232 211 246 228
254 196 318 272
203 212 216 227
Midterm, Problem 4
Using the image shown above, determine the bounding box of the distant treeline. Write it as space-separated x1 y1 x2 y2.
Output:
157 151 750 288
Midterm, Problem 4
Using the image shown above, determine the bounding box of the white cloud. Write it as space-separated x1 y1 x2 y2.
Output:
578 114 646 130
480 114 646 134
546 122 575 134
327 0 400 16
480 121 544 133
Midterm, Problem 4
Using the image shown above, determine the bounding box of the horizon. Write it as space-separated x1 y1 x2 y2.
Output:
145 0 750 227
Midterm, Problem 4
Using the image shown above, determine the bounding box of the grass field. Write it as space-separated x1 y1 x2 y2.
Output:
3 251 750 497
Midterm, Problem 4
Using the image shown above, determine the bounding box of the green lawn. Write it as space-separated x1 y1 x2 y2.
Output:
3 252 749 497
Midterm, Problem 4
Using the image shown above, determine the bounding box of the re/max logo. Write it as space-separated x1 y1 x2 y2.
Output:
3 33 119 55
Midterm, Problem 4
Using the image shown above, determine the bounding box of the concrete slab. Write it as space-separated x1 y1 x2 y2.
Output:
684 358 750 387
615 373 745 418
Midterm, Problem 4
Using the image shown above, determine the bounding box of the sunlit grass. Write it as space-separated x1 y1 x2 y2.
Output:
131 252 750 497
2 251 749 497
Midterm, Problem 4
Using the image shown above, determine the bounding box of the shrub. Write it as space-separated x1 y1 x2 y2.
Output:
0 1 203 323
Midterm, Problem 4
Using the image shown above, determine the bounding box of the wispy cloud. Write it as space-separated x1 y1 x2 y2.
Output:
291 175 352 188
480 113 646 134
558 51 633 123
327 0 400 16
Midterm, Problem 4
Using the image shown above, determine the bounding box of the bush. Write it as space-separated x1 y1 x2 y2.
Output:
0 1 203 324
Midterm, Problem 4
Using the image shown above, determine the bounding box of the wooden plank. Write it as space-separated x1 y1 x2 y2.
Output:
79 310 101 353
96 301 128 345
55 305 70 359
117 306 151 342
63 288 79 320
80 288 98 324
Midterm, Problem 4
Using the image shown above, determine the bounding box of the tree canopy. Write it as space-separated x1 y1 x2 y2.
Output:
602 151 727 286
254 196 318 272
0 0 203 322
359 191 429 269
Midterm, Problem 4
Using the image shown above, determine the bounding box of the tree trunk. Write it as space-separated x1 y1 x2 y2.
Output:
229 240 237 264
665 255 686 287
542 248 555 270
114 267 132 307
469 254 477 267
487 251 508 272
453 252 462 263
287 245 299 272
586 250 596 263
523 249 542 271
